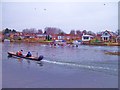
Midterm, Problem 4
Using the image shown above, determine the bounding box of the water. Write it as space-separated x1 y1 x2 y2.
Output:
2 42 118 88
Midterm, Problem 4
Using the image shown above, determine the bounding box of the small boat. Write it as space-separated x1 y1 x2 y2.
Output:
8 51 44 61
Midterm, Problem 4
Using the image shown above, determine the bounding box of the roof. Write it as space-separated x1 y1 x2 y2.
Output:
82 34 93 37
102 30 117 37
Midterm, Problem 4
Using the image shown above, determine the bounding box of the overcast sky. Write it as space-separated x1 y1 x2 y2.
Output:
2 1 118 33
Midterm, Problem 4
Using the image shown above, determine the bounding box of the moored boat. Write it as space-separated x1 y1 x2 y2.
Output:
8 51 44 61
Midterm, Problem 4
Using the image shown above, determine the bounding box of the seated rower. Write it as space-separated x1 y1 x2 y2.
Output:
26 52 32 57
16 50 23 56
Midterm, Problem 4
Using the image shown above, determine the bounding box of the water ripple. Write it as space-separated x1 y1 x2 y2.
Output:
42 60 117 72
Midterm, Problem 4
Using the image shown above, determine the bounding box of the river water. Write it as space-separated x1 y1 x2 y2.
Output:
2 42 118 88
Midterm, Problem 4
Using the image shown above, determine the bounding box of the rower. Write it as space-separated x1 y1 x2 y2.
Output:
16 50 23 56
26 51 32 57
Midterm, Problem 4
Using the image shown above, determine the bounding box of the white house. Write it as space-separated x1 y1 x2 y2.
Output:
101 30 114 42
82 34 93 42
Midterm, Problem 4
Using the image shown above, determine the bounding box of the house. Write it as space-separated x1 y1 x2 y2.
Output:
9 32 21 39
53 34 66 40
82 34 94 42
22 33 36 39
0 32 3 41
116 35 120 43
101 30 117 42
63 34 71 40
36 34 46 40
10 33 14 39
52 34 81 41
58 35 65 40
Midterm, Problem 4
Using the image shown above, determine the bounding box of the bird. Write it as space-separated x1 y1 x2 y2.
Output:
44 8 46 11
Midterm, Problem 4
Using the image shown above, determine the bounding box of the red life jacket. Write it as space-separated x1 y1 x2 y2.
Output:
17 51 22 56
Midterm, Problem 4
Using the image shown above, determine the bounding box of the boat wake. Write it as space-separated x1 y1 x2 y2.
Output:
41 59 118 76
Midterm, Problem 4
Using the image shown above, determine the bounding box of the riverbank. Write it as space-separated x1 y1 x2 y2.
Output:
82 42 120 46
1 39 120 46
105 51 120 56
6 39 54 44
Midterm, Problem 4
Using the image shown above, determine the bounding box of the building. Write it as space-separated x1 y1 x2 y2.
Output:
82 34 94 42
36 34 47 40
52 34 81 41
101 30 117 42
0 32 3 41
116 35 120 43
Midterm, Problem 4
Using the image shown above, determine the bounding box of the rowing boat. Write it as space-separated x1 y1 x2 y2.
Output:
8 51 44 61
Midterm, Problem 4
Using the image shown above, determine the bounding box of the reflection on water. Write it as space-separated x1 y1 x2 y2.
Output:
37 61 43 66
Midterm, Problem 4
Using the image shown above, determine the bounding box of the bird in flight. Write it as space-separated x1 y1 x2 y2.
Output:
44 9 46 11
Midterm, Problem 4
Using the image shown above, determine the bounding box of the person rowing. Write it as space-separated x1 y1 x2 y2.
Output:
16 50 23 56
26 51 32 57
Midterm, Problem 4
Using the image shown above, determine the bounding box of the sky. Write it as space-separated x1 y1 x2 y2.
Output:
1 0 119 33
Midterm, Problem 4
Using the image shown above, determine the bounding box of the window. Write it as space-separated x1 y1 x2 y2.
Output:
83 36 89 39
104 37 108 41
105 32 108 35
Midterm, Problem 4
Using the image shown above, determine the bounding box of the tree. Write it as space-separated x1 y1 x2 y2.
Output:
44 31 47 34
76 30 81 35
22 28 29 33
87 31 95 35
59 31 65 35
38 29 43 34
29 28 37 33
46 35 52 41
12 29 17 33
2 28 12 35
70 30 75 35
44 27 63 35
116 29 120 35
118 29 120 35
22 28 37 33
82 30 87 35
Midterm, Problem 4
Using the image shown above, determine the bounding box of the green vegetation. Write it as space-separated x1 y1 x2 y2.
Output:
2 28 17 35
46 35 52 41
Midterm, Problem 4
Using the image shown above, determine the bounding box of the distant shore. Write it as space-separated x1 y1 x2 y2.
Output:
105 51 120 56
1 39 120 46
83 42 120 46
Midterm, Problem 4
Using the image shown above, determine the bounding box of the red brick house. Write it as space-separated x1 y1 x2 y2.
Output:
36 34 46 41
52 34 81 41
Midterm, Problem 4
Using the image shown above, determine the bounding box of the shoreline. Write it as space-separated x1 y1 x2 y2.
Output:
2 41 120 56
104 51 120 56
1 40 120 46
